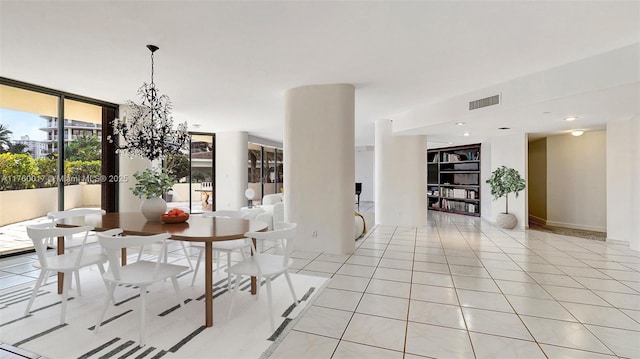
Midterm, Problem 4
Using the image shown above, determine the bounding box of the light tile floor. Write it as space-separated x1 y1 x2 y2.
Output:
270 211 640 359
2 206 639 358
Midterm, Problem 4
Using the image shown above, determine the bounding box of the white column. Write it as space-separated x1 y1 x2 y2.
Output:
215 131 248 210
607 116 640 250
374 119 427 226
284 84 355 254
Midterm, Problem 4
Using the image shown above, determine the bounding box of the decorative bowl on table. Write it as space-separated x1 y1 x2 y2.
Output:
161 209 189 224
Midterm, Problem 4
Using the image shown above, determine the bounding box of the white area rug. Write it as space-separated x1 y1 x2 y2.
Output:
0 264 328 359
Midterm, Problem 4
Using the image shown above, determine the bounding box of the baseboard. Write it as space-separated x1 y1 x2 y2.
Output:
606 238 630 246
528 215 547 226
546 220 606 233
481 215 495 226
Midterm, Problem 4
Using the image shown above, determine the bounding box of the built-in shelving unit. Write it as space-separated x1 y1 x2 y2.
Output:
427 144 481 216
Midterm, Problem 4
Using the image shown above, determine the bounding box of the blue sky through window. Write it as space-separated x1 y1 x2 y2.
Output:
0 108 48 141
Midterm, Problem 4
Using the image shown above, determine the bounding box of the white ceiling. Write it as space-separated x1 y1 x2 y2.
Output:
1 1 638 146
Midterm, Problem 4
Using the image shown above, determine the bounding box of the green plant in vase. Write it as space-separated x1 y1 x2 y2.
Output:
486 166 525 228
131 167 175 199
132 167 176 221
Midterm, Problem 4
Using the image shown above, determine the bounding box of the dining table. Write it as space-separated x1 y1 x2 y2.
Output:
57 212 268 327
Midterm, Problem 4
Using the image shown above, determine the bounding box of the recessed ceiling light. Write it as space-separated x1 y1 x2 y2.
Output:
463 132 470 137
448 142 453 145
498 127 510 130
455 122 465 126
571 130 584 137
565 116 579 122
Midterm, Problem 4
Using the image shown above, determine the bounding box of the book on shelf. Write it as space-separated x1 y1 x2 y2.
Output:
453 188 466 199
441 199 477 213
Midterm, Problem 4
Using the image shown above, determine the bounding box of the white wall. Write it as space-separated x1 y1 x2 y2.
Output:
118 156 152 212
607 117 640 250
375 119 427 226
355 146 374 202
284 84 355 254
484 133 527 228
215 131 248 210
547 131 606 232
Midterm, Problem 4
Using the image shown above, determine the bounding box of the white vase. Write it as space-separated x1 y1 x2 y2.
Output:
140 197 167 222
496 213 517 229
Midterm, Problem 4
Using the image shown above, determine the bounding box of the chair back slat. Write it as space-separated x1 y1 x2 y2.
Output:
48 209 106 222
26 224 95 267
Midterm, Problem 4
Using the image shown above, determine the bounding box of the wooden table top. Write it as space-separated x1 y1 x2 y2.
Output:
58 212 267 242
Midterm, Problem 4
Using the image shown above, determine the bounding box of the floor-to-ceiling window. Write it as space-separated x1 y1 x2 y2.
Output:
275 148 284 194
62 99 103 210
0 78 118 254
0 85 60 221
187 133 215 213
248 143 263 205
247 143 283 203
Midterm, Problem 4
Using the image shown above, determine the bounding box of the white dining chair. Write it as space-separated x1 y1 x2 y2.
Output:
190 210 252 287
25 223 108 324
45 208 106 291
226 222 298 330
137 206 193 270
94 229 189 346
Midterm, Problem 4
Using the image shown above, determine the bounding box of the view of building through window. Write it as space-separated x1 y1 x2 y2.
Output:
0 82 116 254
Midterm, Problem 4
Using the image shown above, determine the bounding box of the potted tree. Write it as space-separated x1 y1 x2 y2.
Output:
486 166 526 229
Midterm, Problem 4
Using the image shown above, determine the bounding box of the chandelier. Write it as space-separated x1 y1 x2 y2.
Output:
108 45 190 161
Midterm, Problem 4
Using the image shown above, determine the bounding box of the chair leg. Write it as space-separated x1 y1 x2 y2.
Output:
95 283 116 333
74 270 82 296
139 286 147 346
265 277 275 331
191 249 203 286
179 242 193 269
227 274 241 321
226 252 232 289
96 263 115 303
256 275 261 299
284 271 299 305
24 270 47 316
60 271 71 324
137 245 144 262
215 251 221 273
171 276 184 308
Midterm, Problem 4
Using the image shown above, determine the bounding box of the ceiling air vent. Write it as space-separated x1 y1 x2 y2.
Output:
469 94 500 110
